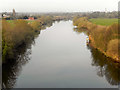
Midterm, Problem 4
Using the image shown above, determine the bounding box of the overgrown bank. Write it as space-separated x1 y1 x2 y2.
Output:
2 16 54 62
73 17 120 62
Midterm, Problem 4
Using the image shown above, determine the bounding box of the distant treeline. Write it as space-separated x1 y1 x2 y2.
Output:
2 11 118 20
73 17 120 62
19 11 118 19
83 11 118 18
2 16 54 62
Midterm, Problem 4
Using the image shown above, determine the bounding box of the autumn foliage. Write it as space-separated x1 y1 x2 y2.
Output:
73 17 120 61
2 16 54 61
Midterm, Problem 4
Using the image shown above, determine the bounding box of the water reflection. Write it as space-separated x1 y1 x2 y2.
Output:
2 31 40 88
88 46 120 86
2 22 54 88
2 21 120 88
73 28 120 86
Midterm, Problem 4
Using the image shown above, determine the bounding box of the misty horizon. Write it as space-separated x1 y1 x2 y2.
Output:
0 0 119 13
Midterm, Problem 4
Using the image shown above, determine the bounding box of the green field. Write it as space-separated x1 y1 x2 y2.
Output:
89 18 118 26
6 20 34 26
7 20 34 23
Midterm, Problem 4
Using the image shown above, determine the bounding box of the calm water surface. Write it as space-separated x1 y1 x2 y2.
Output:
3 21 120 88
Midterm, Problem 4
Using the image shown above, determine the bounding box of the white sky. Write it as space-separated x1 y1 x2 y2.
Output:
0 0 119 12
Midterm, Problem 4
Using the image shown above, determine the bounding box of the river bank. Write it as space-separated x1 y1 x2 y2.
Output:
2 16 54 63
3 21 119 88
73 17 120 62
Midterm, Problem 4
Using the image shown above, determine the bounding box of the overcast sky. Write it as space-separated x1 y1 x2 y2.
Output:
0 0 119 12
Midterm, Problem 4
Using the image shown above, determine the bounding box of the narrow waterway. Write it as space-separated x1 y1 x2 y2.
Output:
3 21 119 88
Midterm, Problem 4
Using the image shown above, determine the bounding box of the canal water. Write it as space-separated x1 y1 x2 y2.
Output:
3 21 119 88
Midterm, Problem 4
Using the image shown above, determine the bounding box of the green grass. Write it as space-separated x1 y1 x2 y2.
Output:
6 20 15 26
26 20 34 23
7 20 34 23
6 20 35 26
7 20 14 23
89 18 118 26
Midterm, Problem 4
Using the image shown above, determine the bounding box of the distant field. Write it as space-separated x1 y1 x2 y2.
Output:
89 18 118 26
7 20 34 23
7 20 14 23
26 20 34 23
6 20 34 27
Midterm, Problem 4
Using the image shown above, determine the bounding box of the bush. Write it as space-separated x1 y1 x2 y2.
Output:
91 27 107 51
2 20 34 60
107 39 120 60
73 17 88 26
30 20 41 31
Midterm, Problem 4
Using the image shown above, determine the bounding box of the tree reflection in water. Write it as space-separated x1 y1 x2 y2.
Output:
2 26 120 88
2 22 53 89
2 31 40 88
74 28 120 86
87 43 120 86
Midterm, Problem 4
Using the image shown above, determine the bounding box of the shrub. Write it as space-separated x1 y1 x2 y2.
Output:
30 20 41 31
107 39 120 60
2 20 34 60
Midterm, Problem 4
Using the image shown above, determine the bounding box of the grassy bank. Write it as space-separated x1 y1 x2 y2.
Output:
73 17 120 62
89 18 118 26
2 16 54 62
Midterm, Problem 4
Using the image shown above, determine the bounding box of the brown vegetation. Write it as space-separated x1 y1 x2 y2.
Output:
73 17 120 62
2 20 34 61
2 16 54 62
